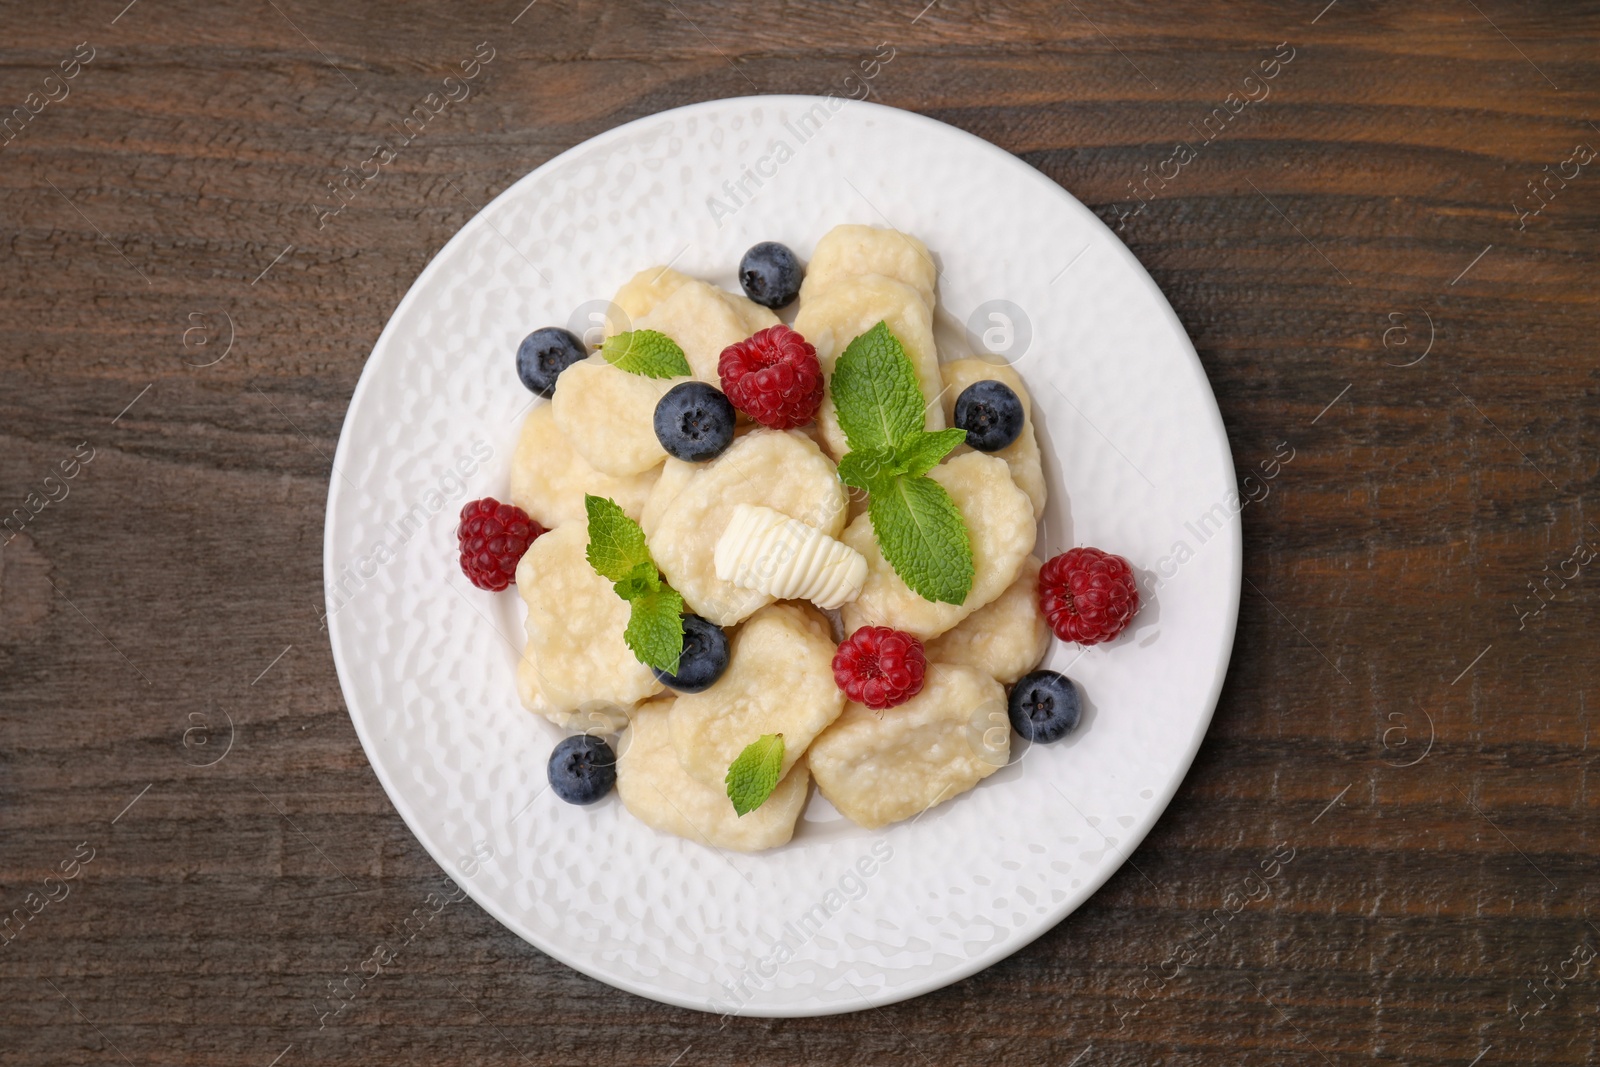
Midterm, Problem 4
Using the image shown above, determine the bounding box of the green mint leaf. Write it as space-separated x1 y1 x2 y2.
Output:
602 329 691 378
587 495 684 672
611 560 660 602
584 494 652 582
837 446 903 492
624 586 685 674
895 427 967 478
868 475 974 605
725 733 785 816
830 321 925 453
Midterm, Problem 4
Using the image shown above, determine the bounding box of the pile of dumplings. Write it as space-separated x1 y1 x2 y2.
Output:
509 225 1052 851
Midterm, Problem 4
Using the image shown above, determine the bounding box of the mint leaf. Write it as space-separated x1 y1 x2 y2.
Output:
837 446 903 492
585 494 651 581
611 560 660 602
624 586 685 674
830 322 925 453
868 475 974 605
828 324 976 606
586 494 684 672
895 427 966 478
602 329 691 378
725 734 785 816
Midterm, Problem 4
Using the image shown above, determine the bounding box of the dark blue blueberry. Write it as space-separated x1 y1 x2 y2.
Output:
1007 670 1081 744
653 382 736 462
547 734 617 805
738 242 803 309
953 379 1025 452
651 614 730 693
516 326 588 398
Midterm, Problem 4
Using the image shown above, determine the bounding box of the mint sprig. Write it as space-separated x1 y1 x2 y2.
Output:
832 322 925 451
867 476 974 606
829 322 974 605
726 733 785 816
601 329 691 378
584 494 684 673
623 585 685 674
894 426 966 478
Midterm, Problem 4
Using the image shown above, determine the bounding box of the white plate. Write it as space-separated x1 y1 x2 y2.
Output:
324 95 1240 1016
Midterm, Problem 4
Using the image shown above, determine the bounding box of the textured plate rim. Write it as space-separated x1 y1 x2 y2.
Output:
324 94 1241 1016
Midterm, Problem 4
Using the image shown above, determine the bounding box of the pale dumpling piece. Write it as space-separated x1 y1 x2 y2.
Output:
551 355 687 477
925 556 1050 685
668 604 842 789
516 655 631 734
509 403 659 529
635 277 779 383
841 451 1035 639
611 266 777 341
939 358 1047 520
609 266 694 331
648 429 848 626
793 273 945 460
716 285 782 338
618 696 811 852
516 522 663 713
638 457 698 537
799 224 938 309
809 664 1008 829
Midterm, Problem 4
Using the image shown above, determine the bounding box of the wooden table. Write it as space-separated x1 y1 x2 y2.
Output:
3 1 1596 1063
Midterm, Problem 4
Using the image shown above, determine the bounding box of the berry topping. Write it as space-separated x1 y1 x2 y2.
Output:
1007 670 1082 743
457 497 543 591
953 379 1024 453
651 613 730 693
1039 547 1140 645
516 326 588 397
832 626 927 711
547 734 618 805
738 241 804 309
653 381 737 462
718 324 824 430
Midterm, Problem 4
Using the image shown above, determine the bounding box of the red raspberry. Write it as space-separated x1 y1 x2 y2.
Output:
1039 547 1140 645
832 626 927 711
457 497 543 591
717 324 824 429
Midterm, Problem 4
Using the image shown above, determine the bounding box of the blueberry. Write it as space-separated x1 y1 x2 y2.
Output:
516 326 588 397
654 382 736 462
738 242 803 309
953 379 1025 452
547 734 617 804
652 614 730 693
1007 670 1081 744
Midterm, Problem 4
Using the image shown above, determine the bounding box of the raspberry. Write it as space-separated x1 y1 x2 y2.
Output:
717 324 823 429
1039 547 1140 645
832 626 927 710
458 497 543 591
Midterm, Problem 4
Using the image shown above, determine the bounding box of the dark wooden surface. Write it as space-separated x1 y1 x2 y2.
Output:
3 0 1598 1063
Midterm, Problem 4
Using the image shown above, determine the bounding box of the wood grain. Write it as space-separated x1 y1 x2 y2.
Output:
2 0 1597 1063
